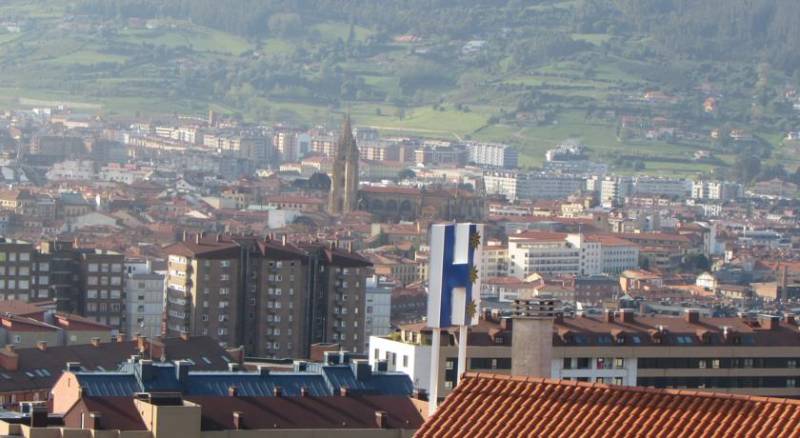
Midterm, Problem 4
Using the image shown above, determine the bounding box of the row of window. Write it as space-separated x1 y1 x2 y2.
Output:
638 376 800 389
562 357 626 370
638 357 799 369
87 263 123 273
0 252 31 262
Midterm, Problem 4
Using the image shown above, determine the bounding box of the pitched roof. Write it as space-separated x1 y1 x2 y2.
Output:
0 336 232 393
416 373 800 437
190 395 424 431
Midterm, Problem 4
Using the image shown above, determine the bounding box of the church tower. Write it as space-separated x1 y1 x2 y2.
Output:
328 115 359 215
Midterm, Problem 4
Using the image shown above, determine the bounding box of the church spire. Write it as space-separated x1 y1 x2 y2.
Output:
328 114 360 216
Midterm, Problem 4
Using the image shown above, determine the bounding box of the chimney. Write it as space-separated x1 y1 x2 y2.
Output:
604 309 615 323
685 310 700 324
300 387 308 397
84 412 102 430
233 411 244 430
228 363 241 372
66 362 81 372
175 360 192 382
228 386 239 397
339 387 349 397
0 345 18 372
90 337 101 347
140 359 153 381
412 388 428 401
281 235 287 246
511 298 557 378
195 234 200 244
786 313 796 325
258 365 271 377
36 341 47 352
182 230 187 241
179 331 190 341
375 411 387 429
137 336 149 354
273 386 282 397
353 359 372 380
116 333 126 343
216 233 221 242
762 315 780 331
619 309 635 323
30 404 48 428
149 339 165 360
554 312 564 324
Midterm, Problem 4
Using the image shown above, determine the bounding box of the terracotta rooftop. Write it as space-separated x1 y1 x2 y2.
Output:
416 373 800 437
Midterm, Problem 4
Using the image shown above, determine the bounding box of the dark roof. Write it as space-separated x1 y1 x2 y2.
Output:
0 336 232 394
66 397 147 431
417 373 800 437
64 395 423 432
74 361 414 398
191 395 423 431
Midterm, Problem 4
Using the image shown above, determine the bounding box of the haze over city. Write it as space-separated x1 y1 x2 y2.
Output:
0 1 796 437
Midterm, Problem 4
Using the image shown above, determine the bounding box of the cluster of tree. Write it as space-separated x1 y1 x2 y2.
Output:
577 0 800 73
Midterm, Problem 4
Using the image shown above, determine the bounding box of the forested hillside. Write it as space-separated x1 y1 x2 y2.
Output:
0 0 798 178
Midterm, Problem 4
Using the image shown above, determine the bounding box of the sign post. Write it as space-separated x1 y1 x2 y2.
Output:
426 223 483 415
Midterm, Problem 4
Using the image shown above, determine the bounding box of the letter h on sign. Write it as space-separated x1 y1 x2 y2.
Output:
427 223 483 328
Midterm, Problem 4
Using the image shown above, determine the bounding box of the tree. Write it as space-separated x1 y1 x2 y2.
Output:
732 153 762 183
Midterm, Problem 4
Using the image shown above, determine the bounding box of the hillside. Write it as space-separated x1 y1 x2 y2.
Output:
0 0 799 179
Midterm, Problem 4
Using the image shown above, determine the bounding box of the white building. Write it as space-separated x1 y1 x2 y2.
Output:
124 260 165 339
632 177 691 198
691 180 742 201
98 164 154 184
508 232 638 278
467 142 518 168
481 241 508 278
46 160 95 181
364 275 393 351
483 171 585 201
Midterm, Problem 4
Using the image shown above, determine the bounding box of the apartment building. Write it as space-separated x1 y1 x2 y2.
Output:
125 267 164 339
467 142 518 168
164 234 371 358
507 232 638 278
632 176 691 198
81 250 125 330
370 308 800 398
483 171 585 201
0 239 125 331
691 180 743 201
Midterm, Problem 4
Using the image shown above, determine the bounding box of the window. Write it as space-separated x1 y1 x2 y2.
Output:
219 288 230 295
87 289 98 299
614 358 625 369
613 377 624 385
788 379 797 388
8 253 16 262
712 359 720 369
788 359 797 369
562 358 572 370
220 260 231 268
577 358 591 369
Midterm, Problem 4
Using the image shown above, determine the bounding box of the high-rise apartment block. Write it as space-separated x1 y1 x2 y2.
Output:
164 234 371 358
0 238 125 331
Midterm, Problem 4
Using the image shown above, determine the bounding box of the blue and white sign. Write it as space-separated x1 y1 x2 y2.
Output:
427 223 484 328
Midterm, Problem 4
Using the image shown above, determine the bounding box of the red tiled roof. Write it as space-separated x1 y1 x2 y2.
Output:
417 373 800 437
